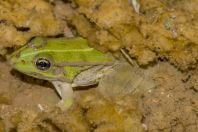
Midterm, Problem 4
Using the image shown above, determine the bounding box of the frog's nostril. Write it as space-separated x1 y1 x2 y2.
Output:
21 60 26 64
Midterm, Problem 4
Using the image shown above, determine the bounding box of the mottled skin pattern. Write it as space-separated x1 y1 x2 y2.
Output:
8 37 115 110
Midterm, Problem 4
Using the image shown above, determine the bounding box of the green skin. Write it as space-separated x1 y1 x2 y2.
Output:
9 37 115 110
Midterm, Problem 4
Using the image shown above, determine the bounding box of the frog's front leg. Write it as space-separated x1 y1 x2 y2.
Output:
51 80 74 110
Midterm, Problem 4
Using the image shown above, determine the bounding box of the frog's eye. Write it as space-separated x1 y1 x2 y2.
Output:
35 58 51 71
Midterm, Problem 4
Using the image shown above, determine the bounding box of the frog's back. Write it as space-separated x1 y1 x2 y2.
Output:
43 37 115 65
46 37 90 50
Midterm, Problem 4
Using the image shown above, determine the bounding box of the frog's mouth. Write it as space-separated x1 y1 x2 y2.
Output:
7 54 19 68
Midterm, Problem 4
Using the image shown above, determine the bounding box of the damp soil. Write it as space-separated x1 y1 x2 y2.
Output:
0 0 198 132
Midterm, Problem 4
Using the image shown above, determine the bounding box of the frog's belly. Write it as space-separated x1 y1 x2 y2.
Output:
72 65 113 87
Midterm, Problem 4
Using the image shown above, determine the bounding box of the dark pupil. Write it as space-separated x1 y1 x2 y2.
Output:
36 58 51 71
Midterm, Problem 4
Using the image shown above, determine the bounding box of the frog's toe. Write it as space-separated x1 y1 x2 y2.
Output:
56 98 74 111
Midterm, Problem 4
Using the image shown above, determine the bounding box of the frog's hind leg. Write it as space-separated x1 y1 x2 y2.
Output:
51 81 74 110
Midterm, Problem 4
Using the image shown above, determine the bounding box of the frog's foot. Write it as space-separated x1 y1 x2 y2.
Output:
51 81 75 111
56 98 74 111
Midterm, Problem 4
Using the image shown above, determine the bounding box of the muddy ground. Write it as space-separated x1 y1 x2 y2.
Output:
0 0 198 132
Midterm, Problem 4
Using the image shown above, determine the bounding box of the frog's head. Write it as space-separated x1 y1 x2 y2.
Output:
8 37 67 81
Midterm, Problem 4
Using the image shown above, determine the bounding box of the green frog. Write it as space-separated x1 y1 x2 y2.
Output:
8 37 156 110
8 37 116 110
